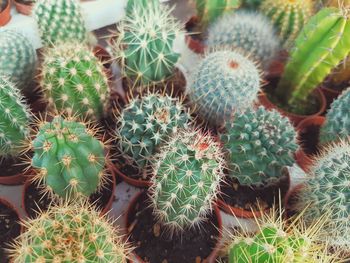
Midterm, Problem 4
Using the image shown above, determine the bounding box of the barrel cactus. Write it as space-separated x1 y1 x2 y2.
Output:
0 29 37 92
150 129 224 231
30 116 106 199
41 42 109 120
188 50 260 127
207 11 280 66
10 201 128 263
0 78 31 158
116 93 190 171
33 0 88 46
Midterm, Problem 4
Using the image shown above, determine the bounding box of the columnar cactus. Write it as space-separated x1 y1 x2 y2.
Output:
188 50 260 126
150 129 224 231
220 106 298 186
41 43 110 120
33 0 88 46
116 93 190 171
0 78 31 158
10 201 128 263
260 0 314 47
207 11 280 66
31 116 106 199
0 29 37 92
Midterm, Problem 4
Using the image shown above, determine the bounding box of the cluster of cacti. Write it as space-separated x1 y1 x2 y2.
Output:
30 116 106 199
329 56 350 85
220 106 298 186
33 0 88 46
207 11 280 66
260 0 314 47
150 129 224 230
40 42 109 120
116 93 190 170
10 201 128 263
0 29 37 92
188 50 260 126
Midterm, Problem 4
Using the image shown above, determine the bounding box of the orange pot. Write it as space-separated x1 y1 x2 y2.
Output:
14 0 33 16
185 16 206 54
110 163 151 188
0 0 11 26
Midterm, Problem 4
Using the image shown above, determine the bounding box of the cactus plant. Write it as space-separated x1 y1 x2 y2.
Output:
260 0 314 48
30 115 107 199
328 56 350 86
220 106 298 186
125 0 153 16
10 201 128 263
41 42 110 120
150 129 224 231
0 29 37 92
33 0 88 46
325 0 350 7
207 11 280 66
188 50 260 126
0 78 31 158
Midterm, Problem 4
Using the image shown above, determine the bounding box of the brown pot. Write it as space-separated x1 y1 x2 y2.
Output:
185 16 206 54
110 163 151 188
14 0 34 16
320 85 341 109
126 192 223 263
294 149 313 173
0 167 30 185
0 0 11 26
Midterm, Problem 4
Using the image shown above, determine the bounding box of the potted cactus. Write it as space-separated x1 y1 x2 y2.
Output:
126 129 224 262
13 0 36 15
0 0 11 26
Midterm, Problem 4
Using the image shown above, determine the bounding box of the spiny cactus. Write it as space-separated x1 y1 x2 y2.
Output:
113 1 182 87
220 106 298 186
0 29 37 92
0 78 31 158
41 43 110 120
10 201 128 263
33 0 88 46
207 11 280 66
30 116 107 199
150 129 224 231
260 0 314 48
188 50 260 127
125 0 153 16
328 56 350 86
325 0 350 7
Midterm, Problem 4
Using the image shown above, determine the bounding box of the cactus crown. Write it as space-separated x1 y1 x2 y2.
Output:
188 50 260 127
41 42 110 120
30 115 107 199
10 201 128 263
150 129 224 231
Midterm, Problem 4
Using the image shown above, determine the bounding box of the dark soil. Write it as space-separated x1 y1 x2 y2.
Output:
323 79 350 92
127 192 220 263
0 157 26 178
15 0 35 4
298 124 321 156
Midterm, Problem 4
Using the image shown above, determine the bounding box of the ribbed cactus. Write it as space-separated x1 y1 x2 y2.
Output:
125 0 152 16
260 0 314 47
188 50 260 126
220 106 298 186
113 1 182 87
207 11 280 66
0 78 31 158
31 116 106 199
33 0 88 46
275 7 350 108
329 56 350 86
150 129 224 230
41 43 109 120
10 201 128 263
325 0 350 7
0 29 37 92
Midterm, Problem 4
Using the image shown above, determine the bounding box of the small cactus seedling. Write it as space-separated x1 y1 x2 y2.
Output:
33 0 88 46
30 115 107 199
188 50 260 126
0 78 31 158
0 29 37 92
10 201 129 263
150 129 224 231
41 43 110 120
220 106 298 186
207 11 280 66
116 93 190 171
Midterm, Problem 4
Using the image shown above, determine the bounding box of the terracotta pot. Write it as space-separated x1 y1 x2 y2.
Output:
0 0 11 26
294 149 313 172
110 163 151 188
185 16 206 54
258 88 327 127
126 192 222 263
14 0 34 16
320 85 341 109
0 167 30 185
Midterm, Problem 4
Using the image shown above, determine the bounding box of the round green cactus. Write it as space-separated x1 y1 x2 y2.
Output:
116 93 190 171
33 0 88 46
0 29 37 92
41 43 110 120
150 129 224 230
0 78 31 158
220 106 298 186
10 201 128 263
31 116 106 199
188 50 260 126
